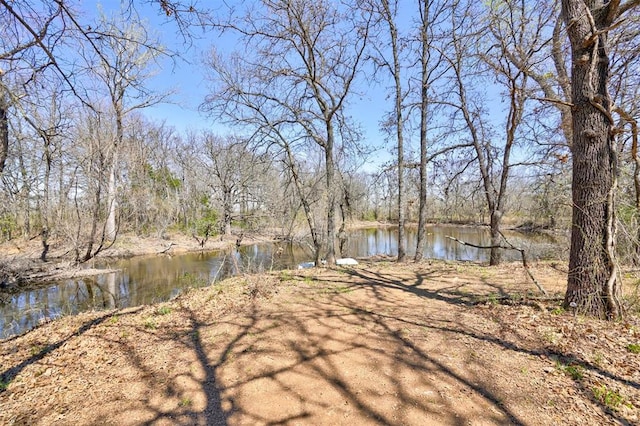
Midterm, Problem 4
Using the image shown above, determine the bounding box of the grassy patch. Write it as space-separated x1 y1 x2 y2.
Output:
279 271 295 281
626 343 640 354
556 361 584 380
542 328 562 345
592 385 631 411
486 293 500 305
178 397 192 407
592 351 605 366
143 318 157 330
0 379 9 391
29 344 47 357
156 306 172 316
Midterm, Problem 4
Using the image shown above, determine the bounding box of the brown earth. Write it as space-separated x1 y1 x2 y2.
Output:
1 259 639 425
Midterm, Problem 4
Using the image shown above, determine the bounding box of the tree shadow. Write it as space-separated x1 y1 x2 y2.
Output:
167 272 528 425
339 265 640 418
0 307 142 391
3 263 636 424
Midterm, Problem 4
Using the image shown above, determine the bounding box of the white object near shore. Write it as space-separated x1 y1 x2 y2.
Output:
336 258 358 265
297 258 358 269
297 261 316 269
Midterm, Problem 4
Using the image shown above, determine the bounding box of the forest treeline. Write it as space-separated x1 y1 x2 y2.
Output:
1 0 639 317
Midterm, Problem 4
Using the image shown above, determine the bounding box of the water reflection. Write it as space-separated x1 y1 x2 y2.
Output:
1 226 556 338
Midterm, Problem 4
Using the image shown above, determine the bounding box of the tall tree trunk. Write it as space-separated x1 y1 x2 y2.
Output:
415 0 430 262
285 144 322 265
561 0 623 319
325 123 337 266
489 210 502 265
223 188 233 236
0 86 8 174
105 113 122 242
379 0 406 262
41 134 52 262
105 151 118 241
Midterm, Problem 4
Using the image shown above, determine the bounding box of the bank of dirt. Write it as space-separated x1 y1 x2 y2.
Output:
1 260 639 425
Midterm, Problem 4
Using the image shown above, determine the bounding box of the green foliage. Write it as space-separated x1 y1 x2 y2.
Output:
194 197 219 238
178 397 192 407
593 351 605 366
0 215 16 241
617 203 637 227
486 293 499 305
592 385 631 411
156 306 172 316
551 306 565 315
0 379 9 391
145 163 182 192
556 361 584 380
279 271 294 281
143 318 157 330
29 344 45 357
627 343 640 354
361 210 378 221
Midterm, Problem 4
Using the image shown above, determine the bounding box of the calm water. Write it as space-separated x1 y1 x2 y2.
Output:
0 226 556 338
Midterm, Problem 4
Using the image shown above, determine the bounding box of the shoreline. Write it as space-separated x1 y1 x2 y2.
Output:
0 219 560 287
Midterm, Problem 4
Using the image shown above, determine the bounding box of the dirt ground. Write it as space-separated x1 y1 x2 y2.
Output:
1 259 639 425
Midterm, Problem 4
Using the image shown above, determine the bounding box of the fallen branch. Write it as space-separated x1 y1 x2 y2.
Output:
445 235 548 296
471 294 563 307
158 242 175 254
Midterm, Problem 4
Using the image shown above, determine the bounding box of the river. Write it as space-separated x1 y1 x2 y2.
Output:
0 226 557 338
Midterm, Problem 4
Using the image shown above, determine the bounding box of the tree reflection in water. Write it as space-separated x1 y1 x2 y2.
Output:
1 226 557 337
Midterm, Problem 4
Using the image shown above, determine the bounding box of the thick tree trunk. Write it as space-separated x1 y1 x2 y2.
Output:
561 0 622 319
489 209 502 266
414 0 430 262
325 134 337 266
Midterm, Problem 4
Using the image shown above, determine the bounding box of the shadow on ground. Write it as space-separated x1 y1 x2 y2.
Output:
2 262 638 425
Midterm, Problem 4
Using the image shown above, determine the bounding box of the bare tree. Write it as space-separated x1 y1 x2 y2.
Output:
369 0 408 262
201 133 271 236
480 0 549 264
0 0 206 181
0 75 8 174
433 0 546 265
205 0 371 265
413 0 449 261
84 11 169 242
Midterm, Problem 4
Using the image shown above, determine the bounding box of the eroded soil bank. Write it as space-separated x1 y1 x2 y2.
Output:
1 260 638 425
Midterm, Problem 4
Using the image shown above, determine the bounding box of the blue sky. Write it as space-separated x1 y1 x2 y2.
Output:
86 1 391 153
84 1 523 173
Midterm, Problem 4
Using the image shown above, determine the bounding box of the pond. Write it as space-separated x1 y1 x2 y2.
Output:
0 225 558 338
